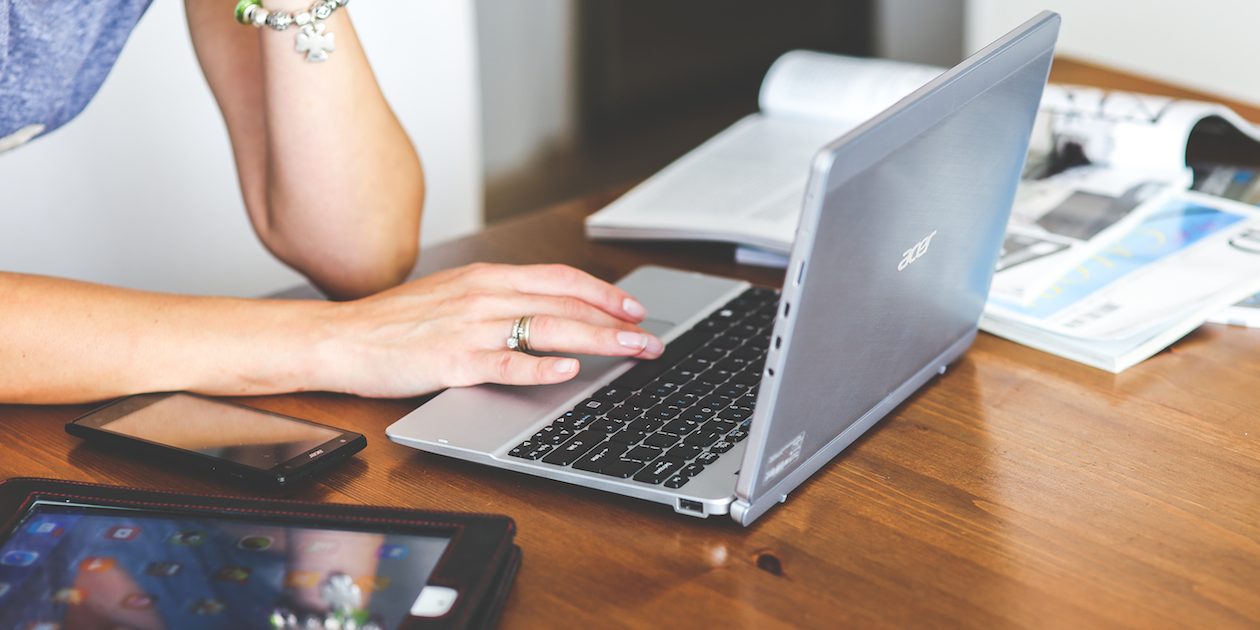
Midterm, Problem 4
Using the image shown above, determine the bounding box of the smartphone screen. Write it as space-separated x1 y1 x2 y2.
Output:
83 394 344 471
0 502 451 629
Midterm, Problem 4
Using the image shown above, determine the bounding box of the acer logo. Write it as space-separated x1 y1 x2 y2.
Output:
898 230 938 271
308 449 324 459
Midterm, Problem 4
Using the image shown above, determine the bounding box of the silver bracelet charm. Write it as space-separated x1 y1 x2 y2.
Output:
241 0 350 63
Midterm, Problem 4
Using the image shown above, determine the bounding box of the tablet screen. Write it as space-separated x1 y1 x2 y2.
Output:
0 502 451 629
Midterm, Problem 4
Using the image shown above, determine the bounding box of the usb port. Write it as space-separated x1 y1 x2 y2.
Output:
677 499 704 514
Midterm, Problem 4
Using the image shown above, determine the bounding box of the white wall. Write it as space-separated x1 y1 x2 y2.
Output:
0 0 482 297
476 0 576 180
967 0 1260 106
876 0 965 66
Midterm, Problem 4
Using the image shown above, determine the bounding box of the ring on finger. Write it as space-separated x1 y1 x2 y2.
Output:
507 315 534 352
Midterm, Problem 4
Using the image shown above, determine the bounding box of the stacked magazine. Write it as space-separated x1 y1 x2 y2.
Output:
585 51 1260 372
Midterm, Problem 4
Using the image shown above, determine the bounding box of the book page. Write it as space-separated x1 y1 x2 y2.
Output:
586 114 855 253
758 51 943 123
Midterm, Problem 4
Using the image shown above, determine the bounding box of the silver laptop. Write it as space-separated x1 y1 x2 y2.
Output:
388 13 1059 525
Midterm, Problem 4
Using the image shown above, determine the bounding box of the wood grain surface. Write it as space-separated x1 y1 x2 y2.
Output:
2 59 1258 629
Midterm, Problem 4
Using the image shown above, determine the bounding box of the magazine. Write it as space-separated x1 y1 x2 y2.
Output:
993 84 1260 305
1192 163 1260 327
982 191 1260 372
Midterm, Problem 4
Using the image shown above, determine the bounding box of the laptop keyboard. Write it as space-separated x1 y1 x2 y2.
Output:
507 286 779 489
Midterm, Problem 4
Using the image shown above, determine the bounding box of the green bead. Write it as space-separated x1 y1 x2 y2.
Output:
235 0 262 24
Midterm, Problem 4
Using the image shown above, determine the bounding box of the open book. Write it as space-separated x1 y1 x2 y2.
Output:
584 51 941 254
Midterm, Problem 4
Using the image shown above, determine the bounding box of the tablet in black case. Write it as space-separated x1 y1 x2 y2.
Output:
0 478 520 629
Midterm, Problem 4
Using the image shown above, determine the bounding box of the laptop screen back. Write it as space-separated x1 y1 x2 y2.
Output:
736 13 1059 513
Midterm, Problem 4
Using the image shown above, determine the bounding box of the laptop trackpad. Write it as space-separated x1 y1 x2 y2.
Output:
386 319 679 453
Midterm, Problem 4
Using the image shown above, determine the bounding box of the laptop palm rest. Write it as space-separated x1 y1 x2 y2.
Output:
386 266 749 456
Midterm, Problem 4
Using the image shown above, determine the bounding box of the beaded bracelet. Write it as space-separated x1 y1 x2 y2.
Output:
235 0 349 62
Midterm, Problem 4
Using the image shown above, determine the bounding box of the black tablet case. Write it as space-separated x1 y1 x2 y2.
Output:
0 478 521 629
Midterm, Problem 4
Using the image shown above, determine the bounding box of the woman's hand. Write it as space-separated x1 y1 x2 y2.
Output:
309 263 664 397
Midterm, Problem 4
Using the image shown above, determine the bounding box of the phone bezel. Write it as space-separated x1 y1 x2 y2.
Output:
66 392 367 487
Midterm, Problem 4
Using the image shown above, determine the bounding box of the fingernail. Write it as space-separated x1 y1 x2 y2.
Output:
622 298 646 319
616 331 648 349
644 335 664 356
554 358 578 373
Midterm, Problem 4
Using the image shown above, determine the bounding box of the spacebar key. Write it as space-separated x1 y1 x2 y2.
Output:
611 330 708 390
541 431 600 466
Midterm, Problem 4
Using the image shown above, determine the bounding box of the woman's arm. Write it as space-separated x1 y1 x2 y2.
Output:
0 264 663 404
184 0 423 300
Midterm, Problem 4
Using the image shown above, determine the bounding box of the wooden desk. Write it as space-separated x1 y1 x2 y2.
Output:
3 59 1259 628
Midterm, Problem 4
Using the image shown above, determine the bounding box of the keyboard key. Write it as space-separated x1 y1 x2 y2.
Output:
663 392 699 409
633 458 686 484
626 417 664 434
717 407 750 421
727 430 749 442
709 440 735 454
540 427 575 445
708 419 737 434
610 428 650 444
595 458 649 478
698 370 728 385
696 395 730 411
713 383 750 399
572 441 632 473
585 418 618 435
524 443 555 460
644 405 682 423
663 475 690 489
666 444 703 461
693 347 725 362
679 408 715 424
678 382 715 398
643 380 682 399
643 432 680 449
592 386 633 404
660 419 698 436
542 432 601 465
696 451 721 466
684 430 722 448
731 370 762 386
624 394 659 410
508 441 535 458
661 368 699 384
576 398 609 414
568 413 599 431
624 445 663 462
606 407 641 423
678 463 706 479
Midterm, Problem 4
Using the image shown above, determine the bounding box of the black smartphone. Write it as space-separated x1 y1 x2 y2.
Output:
66 392 366 487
